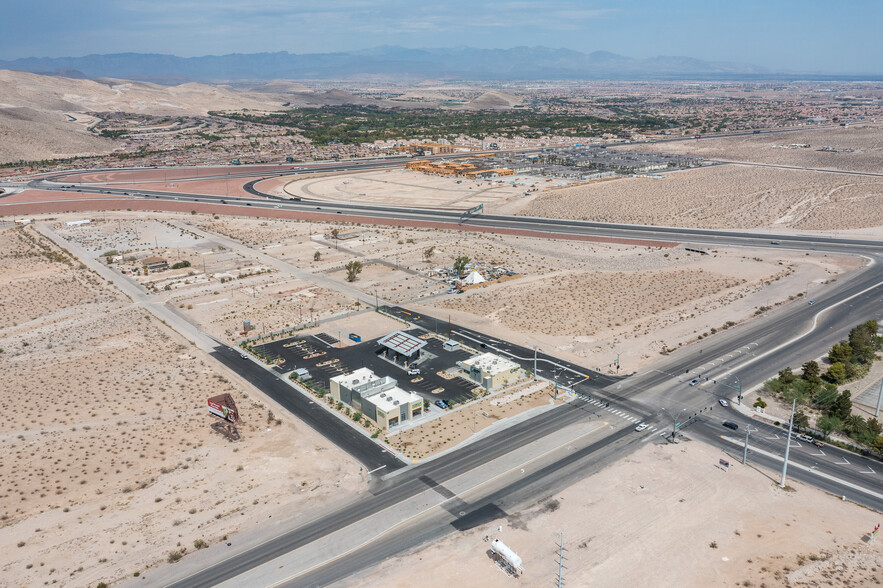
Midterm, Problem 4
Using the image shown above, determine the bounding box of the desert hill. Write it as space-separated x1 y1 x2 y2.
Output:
463 90 523 110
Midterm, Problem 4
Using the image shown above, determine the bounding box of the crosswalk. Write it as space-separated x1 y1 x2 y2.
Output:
577 393 659 432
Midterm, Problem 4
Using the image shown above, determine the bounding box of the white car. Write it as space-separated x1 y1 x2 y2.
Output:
719 399 729 407
635 423 649 432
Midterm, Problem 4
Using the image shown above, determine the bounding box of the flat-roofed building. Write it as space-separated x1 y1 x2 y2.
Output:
330 368 423 430
378 330 427 364
459 352 523 391
142 256 168 271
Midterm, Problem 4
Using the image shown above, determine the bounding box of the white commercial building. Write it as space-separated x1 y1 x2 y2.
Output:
459 352 523 391
330 368 423 430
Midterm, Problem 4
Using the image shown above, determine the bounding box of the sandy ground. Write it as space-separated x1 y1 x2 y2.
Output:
0 225 360 587
136 215 855 373
520 163 883 232
620 123 883 174
345 439 882 588
390 381 556 460
276 169 536 213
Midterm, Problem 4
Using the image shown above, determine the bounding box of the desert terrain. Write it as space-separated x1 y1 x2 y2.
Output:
78 213 850 374
622 123 883 174
0 224 360 587
521 163 883 233
346 439 882 588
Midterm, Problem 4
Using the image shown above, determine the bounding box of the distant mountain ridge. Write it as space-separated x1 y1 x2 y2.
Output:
0 46 789 83
2 46 877 83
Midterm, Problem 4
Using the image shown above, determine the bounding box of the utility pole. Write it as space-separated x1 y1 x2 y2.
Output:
742 428 750 465
555 532 567 588
780 399 796 488
875 377 883 419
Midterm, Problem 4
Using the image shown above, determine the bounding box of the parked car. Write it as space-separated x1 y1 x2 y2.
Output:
635 423 649 432
408 368 421 376
434 400 447 409
722 421 739 430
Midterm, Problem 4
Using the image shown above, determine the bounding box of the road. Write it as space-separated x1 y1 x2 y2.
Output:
16 156 883 586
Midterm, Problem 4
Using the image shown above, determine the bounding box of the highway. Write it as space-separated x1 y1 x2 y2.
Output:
13 157 883 587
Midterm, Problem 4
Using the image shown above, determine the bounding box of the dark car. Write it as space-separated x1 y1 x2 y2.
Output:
434 400 447 409
722 421 739 430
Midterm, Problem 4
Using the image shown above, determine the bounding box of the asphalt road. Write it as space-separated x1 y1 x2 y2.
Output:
164 394 642 588
211 344 405 472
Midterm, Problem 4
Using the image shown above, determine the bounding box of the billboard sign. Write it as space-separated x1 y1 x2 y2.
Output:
208 398 236 423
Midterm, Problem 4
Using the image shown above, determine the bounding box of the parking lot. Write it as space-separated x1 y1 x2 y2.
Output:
254 328 480 406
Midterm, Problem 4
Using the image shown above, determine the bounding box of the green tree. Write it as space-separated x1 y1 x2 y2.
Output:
793 410 810 432
313 250 321 262
817 414 842 438
801 360 822 385
843 414 866 435
849 320 878 363
423 245 436 263
825 362 848 384
873 435 883 454
778 367 796 385
345 260 363 282
330 228 340 239
453 255 470 278
867 418 883 437
831 390 853 421
828 341 852 366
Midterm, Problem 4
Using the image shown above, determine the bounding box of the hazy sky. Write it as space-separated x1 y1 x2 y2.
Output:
2 0 881 73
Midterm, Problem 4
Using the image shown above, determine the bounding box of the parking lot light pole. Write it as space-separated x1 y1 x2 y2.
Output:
780 399 796 488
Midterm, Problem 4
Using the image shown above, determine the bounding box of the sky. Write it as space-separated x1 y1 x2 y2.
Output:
2 0 881 73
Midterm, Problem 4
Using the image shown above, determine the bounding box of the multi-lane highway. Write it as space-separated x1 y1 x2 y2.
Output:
12 156 883 587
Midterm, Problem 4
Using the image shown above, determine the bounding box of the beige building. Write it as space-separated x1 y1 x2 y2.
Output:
459 352 523 391
330 368 423 430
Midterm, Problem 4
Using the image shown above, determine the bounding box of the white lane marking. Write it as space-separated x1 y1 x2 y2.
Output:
836 457 851 465
811 449 826 456
714 277 883 382
766 434 780 440
860 466 875 475
721 437 883 500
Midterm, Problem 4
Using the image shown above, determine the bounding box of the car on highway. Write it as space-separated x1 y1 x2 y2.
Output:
239 352 248 360
722 421 739 430
689 379 700 386
635 423 649 432
770 240 780 245
812 439 825 448
719 399 729 407
796 434 813 442
808 300 815 305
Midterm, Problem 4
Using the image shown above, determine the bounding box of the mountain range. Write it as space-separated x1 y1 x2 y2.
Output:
0 46 794 83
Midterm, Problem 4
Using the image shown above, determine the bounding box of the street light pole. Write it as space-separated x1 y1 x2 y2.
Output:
742 428 750 465
780 399 796 488
875 377 883 419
